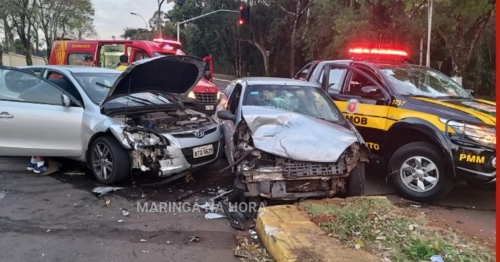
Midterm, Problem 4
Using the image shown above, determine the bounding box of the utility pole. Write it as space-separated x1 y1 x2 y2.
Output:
419 37 423 66
131 12 149 39
158 0 165 38
426 0 433 67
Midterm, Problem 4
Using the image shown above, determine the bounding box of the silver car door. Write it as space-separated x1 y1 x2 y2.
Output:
0 67 85 157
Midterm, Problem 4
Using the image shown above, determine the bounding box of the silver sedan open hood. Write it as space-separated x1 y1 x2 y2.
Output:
101 55 204 105
241 106 359 162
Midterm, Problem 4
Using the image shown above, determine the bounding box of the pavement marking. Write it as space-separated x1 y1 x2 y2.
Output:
255 204 380 262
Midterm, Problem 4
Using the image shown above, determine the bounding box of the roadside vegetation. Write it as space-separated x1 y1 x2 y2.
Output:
301 197 495 262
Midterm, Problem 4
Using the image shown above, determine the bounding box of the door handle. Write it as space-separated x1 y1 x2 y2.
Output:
0 112 13 118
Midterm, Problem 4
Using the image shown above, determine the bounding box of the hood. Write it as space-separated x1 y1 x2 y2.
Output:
101 55 204 105
408 97 496 126
241 106 359 163
193 78 219 93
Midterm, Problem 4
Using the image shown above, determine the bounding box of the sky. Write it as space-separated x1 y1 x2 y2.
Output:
92 0 175 40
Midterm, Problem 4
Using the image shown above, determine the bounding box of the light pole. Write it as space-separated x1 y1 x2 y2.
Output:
426 0 433 67
131 12 149 39
175 9 239 42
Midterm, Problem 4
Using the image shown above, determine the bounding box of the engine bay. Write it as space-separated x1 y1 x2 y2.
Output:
114 109 215 133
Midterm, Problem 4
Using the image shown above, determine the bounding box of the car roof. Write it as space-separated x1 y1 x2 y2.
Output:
18 65 121 74
238 77 319 87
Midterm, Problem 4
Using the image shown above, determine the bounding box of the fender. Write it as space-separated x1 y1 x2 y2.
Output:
383 118 456 178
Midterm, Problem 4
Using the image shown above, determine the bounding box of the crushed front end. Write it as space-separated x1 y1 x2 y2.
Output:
232 122 370 200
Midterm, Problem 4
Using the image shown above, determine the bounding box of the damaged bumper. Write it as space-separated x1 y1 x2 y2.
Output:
126 124 223 177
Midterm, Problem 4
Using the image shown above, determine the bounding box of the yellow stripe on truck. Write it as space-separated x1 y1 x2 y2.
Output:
412 97 496 125
475 99 496 106
334 101 447 132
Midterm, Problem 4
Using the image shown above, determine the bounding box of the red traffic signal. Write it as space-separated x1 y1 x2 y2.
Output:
239 5 250 25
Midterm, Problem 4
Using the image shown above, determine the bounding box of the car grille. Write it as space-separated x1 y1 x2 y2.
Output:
276 158 347 177
171 126 217 138
195 93 217 104
181 142 219 165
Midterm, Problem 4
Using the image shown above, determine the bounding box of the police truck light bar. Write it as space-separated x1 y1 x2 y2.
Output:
348 48 408 57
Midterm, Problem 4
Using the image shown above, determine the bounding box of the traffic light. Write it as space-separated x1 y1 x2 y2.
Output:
239 5 250 25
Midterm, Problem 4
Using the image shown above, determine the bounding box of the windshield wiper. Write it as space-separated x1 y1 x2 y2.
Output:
96 82 111 89
127 95 157 105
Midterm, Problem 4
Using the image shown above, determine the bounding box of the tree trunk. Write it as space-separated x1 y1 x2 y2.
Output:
0 49 3 66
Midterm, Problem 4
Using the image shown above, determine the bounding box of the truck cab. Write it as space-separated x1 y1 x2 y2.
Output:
295 47 496 202
48 38 220 115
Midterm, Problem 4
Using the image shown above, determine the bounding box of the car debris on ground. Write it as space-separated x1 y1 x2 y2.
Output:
92 187 125 197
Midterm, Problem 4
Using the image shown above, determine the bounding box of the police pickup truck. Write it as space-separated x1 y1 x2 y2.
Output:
294 47 496 202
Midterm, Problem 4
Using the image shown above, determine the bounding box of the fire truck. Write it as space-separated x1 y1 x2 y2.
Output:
47 38 220 115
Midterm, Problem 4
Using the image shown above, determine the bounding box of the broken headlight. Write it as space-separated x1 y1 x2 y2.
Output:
440 117 495 147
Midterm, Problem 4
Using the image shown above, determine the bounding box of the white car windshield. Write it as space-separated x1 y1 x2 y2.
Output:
378 65 471 98
243 84 342 122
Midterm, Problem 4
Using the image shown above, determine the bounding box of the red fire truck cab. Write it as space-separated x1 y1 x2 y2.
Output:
48 38 220 115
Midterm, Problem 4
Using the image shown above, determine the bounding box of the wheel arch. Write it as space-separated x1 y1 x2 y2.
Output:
85 129 128 168
383 118 456 178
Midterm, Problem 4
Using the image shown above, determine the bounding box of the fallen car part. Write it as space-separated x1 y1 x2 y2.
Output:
189 235 200 243
92 186 124 197
204 213 227 219
221 199 252 231
210 189 233 201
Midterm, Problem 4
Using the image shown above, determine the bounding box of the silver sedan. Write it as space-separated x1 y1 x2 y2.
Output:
0 55 222 184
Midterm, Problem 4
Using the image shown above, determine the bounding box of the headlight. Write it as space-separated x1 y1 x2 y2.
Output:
217 91 221 100
439 117 496 146
188 91 196 99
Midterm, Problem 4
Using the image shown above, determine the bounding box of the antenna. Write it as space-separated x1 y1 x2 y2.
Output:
124 74 132 126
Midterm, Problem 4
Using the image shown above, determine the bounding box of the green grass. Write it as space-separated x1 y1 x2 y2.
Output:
302 198 496 262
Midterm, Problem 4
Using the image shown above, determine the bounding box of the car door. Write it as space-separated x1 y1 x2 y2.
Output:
0 67 85 157
220 83 243 164
322 62 391 155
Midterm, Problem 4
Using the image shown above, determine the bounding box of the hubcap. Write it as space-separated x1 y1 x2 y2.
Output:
91 142 113 180
399 156 439 193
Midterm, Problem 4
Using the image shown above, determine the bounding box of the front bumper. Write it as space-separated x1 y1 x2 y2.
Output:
451 143 496 184
182 96 217 115
158 125 223 176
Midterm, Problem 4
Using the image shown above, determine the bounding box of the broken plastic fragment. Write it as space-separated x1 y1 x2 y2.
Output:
189 235 200 242
92 187 124 197
117 220 123 223
430 255 444 262
204 213 226 219
122 210 130 216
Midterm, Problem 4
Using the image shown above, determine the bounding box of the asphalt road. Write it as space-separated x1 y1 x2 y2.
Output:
0 79 494 261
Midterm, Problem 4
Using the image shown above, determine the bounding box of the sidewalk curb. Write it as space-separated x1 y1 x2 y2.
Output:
255 204 381 262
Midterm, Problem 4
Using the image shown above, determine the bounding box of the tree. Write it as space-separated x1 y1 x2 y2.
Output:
6 0 38 65
121 27 151 40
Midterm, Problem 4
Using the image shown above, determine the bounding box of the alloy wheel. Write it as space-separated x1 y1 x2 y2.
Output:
92 142 114 180
399 156 439 193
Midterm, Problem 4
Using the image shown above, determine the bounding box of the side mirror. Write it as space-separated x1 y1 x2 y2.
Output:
203 70 211 80
360 86 382 99
217 110 235 121
465 89 475 96
61 94 71 107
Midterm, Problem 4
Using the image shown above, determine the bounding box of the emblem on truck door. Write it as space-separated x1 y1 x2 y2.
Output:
346 99 360 114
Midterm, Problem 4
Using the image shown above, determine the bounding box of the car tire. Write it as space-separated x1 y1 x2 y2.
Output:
346 162 365 196
389 141 453 202
89 136 130 184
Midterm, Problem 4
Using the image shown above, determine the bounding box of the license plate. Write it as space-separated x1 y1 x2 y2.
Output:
205 105 214 111
193 144 214 158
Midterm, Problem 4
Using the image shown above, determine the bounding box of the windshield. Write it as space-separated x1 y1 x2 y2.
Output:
377 65 471 98
72 73 120 104
243 84 342 122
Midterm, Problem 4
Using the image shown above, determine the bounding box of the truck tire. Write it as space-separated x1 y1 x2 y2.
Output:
389 141 453 202
346 162 365 196
89 136 131 184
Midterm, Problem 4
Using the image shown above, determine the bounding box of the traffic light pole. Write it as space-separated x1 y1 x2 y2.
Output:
176 9 239 41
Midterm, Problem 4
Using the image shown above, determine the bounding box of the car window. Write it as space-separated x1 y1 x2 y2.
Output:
24 67 45 76
318 68 346 92
228 84 242 115
295 63 312 79
224 80 237 96
243 84 342 122
71 72 121 104
344 68 380 96
377 64 471 98
68 53 93 65
0 68 66 105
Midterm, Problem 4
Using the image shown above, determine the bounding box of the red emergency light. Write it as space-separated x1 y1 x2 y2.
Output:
348 48 408 57
152 38 182 46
